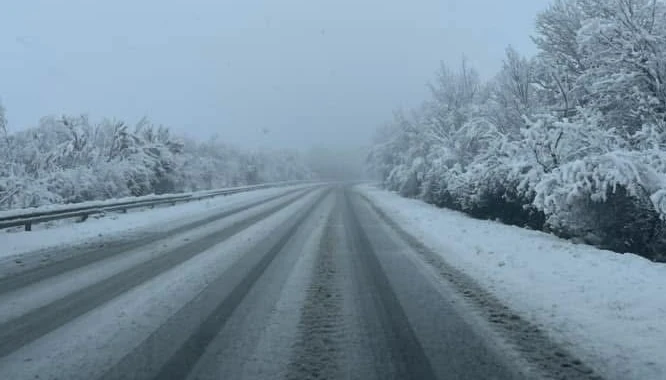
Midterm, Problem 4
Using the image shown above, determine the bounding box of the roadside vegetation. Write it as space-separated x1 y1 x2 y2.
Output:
368 0 666 261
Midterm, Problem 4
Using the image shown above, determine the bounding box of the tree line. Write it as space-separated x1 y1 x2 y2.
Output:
368 0 666 261
0 111 311 211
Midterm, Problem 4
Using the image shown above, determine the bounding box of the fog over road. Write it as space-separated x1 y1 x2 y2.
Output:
0 185 599 380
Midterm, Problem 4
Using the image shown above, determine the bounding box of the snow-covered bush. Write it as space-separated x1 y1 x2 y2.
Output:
460 155 545 228
367 0 666 261
576 0 666 135
0 114 313 212
531 150 666 259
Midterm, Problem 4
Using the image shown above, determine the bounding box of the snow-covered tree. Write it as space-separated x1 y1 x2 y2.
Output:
0 99 7 146
0 109 312 210
576 0 666 136
489 47 538 135
368 0 666 260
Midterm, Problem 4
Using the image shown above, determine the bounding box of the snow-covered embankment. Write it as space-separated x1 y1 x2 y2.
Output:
358 185 666 380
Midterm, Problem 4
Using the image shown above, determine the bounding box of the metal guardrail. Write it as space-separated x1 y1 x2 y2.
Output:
0 180 314 231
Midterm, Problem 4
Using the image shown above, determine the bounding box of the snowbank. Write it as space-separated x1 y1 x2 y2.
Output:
0 181 309 219
0 185 311 260
358 185 666 380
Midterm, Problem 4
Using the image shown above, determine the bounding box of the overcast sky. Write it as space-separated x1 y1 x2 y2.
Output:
0 0 551 150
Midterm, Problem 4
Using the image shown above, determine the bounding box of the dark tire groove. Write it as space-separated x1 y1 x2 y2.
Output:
142 189 331 380
0 187 310 295
285 211 343 380
342 189 438 380
0 190 310 358
357 191 604 380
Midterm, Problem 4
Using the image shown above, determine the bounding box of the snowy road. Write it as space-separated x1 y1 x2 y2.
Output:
0 186 601 380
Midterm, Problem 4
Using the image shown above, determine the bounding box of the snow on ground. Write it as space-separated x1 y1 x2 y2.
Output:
357 185 666 380
0 190 326 380
0 182 308 219
0 189 310 325
0 184 313 260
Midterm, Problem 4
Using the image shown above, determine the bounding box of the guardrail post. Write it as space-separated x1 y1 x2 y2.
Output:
25 221 32 231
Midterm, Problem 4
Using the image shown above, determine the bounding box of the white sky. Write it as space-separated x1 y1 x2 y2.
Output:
0 0 551 149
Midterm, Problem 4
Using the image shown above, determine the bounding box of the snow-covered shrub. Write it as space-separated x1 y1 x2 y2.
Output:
534 151 666 219
420 147 456 208
397 157 426 197
367 0 666 260
0 113 312 211
421 161 464 210
532 150 666 259
44 168 97 204
11 179 62 209
460 159 545 228
94 161 133 199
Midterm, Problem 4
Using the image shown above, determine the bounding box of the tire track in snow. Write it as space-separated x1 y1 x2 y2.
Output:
96 189 332 380
0 189 313 358
0 187 310 293
342 189 438 380
357 190 604 380
285 211 344 380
